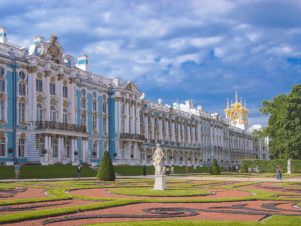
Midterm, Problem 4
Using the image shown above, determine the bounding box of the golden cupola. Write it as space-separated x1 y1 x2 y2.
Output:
225 91 248 130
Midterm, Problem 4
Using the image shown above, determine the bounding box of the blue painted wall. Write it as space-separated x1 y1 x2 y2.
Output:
108 92 115 159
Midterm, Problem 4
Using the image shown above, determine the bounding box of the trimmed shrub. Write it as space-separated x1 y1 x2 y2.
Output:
210 159 221 175
242 159 301 173
241 163 249 173
97 151 115 181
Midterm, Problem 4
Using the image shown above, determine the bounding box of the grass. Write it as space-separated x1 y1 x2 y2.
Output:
0 200 135 224
88 216 301 226
20 165 96 179
0 166 14 179
109 187 211 197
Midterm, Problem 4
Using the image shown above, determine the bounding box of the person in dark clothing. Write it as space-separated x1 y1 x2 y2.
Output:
77 164 82 179
143 165 147 176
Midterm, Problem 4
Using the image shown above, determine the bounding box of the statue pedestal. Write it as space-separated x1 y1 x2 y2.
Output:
154 174 165 190
287 169 292 175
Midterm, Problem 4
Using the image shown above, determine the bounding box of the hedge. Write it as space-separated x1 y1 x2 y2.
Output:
0 166 14 179
242 159 301 173
114 165 230 176
20 165 96 179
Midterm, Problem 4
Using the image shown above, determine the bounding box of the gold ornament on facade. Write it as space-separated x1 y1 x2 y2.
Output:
224 91 248 128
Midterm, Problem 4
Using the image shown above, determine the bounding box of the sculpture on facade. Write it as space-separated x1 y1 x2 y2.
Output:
153 144 165 190
287 158 292 175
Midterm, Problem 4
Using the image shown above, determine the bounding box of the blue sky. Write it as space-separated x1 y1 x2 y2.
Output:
1 0 301 125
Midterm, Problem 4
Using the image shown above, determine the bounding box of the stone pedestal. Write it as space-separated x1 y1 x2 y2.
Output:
154 174 165 190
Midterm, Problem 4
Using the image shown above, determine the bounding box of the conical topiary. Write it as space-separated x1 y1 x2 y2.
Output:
210 159 221 175
97 151 115 181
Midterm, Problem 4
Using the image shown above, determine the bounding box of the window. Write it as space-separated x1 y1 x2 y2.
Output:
64 139 70 158
37 104 43 121
63 86 68 98
50 83 56 95
81 112 86 126
102 102 106 113
36 79 43 92
37 135 45 155
0 136 5 156
18 138 25 157
50 106 57 122
63 108 69 123
103 118 107 134
93 114 97 132
18 102 25 124
0 99 5 121
81 98 86 109
0 67 4 76
93 100 97 111
0 80 5 93
19 83 26 96
52 138 58 157
19 71 26 80
92 141 98 159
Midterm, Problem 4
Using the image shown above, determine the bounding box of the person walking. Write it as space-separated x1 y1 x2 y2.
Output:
143 165 147 176
276 165 282 180
77 164 82 179
14 162 20 179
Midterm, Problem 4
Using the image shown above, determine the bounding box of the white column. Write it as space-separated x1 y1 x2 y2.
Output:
71 138 75 164
70 84 75 123
58 80 63 122
58 137 62 162
29 72 37 121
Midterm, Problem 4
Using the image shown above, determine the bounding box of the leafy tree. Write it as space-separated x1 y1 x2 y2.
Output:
210 159 221 175
260 84 301 159
97 151 115 181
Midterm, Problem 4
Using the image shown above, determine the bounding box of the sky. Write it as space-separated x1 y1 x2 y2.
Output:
1 0 301 126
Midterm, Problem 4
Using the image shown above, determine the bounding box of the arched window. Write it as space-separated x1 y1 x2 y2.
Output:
18 102 25 124
102 95 107 113
18 137 25 157
92 141 98 159
19 71 26 80
50 106 57 122
0 134 5 157
63 108 69 123
0 99 5 121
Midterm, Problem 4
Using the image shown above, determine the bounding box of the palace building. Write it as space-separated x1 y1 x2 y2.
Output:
0 27 269 166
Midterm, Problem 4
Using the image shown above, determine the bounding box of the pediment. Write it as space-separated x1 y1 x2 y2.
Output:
125 82 142 95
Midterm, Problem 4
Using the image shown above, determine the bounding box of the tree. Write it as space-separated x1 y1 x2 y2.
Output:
210 159 221 175
97 151 115 181
260 84 301 159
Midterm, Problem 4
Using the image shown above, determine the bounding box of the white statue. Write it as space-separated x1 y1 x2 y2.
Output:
153 143 164 175
287 158 292 175
153 144 166 190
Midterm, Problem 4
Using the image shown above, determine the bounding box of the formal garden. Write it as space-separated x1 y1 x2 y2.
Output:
1 177 301 225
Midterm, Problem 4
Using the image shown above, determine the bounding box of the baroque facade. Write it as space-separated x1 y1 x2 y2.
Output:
0 28 269 166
